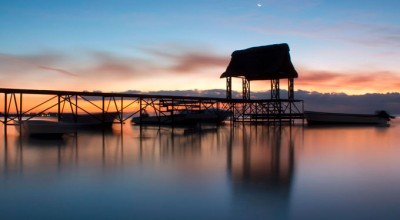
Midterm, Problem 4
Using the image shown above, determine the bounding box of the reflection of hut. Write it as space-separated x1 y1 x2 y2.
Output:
227 126 295 219
221 43 298 100
228 127 294 187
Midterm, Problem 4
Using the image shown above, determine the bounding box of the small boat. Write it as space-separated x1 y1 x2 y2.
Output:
304 110 395 125
179 109 231 124
131 109 231 126
19 120 78 138
131 114 188 125
59 112 119 127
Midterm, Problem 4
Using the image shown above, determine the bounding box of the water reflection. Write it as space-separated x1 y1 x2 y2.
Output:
227 125 296 219
2 129 117 175
0 123 301 220
3 121 399 220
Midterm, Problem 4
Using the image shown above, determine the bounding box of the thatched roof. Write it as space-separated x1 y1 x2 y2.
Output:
220 43 298 80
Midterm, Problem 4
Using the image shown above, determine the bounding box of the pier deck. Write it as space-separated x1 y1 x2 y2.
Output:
0 88 304 131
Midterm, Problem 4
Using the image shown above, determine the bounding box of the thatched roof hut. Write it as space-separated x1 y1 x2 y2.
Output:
220 43 298 80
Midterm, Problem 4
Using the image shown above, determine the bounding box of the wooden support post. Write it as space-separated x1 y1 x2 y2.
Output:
75 95 78 122
12 93 19 122
19 93 22 122
171 98 175 127
288 78 294 100
57 95 61 122
120 97 124 124
242 78 250 100
271 79 280 100
226 77 232 99
4 93 7 133
270 79 281 123
288 78 294 124
139 97 142 125
102 96 105 124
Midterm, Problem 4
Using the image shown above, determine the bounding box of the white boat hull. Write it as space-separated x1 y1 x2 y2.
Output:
304 111 391 125
20 120 78 137
131 115 187 125
60 112 118 126
132 110 230 125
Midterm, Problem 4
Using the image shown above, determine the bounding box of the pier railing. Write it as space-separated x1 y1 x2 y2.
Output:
0 88 304 128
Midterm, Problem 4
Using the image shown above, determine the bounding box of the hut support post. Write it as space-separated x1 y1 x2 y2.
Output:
288 78 294 100
242 78 250 122
271 79 281 122
226 77 232 99
242 78 250 100
271 79 280 100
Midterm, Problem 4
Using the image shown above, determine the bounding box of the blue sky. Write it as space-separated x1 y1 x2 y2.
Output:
1 0 400 94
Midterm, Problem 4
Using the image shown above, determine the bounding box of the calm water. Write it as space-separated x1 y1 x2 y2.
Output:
1 120 400 220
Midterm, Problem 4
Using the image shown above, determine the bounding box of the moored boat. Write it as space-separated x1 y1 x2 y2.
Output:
131 114 188 126
19 120 78 138
59 112 119 127
131 109 231 126
179 109 231 124
304 111 394 125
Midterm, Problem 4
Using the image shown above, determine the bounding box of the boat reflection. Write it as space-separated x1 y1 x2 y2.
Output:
2 128 123 175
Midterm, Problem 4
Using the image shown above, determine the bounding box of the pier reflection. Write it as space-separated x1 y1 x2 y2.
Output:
1 123 299 182
2 121 400 220
1 123 299 220
227 125 296 219
1 125 226 175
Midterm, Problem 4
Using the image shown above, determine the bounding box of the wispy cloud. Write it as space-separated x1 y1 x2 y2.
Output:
1 44 399 94
72 46 228 81
0 52 75 76
139 44 229 73
74 51 144 79
38 65 77 76
296 67 400 93
0 44 230 91
163 52 228 73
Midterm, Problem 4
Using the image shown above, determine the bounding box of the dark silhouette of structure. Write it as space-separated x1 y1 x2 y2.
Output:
221 43 297 100
221 43 302 123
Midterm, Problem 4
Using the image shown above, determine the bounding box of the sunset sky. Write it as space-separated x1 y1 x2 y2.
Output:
1 0 400 95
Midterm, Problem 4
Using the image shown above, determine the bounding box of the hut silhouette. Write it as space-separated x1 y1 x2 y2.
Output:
221 43 298 100
220 43 301 123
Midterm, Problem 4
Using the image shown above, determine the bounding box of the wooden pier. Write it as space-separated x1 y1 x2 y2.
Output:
0 88 304 132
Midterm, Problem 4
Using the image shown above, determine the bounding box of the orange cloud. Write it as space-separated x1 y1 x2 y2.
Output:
169 53 229 73
139 44 229 73
298 71 342 84
295 67 400 94
1 45 399 95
